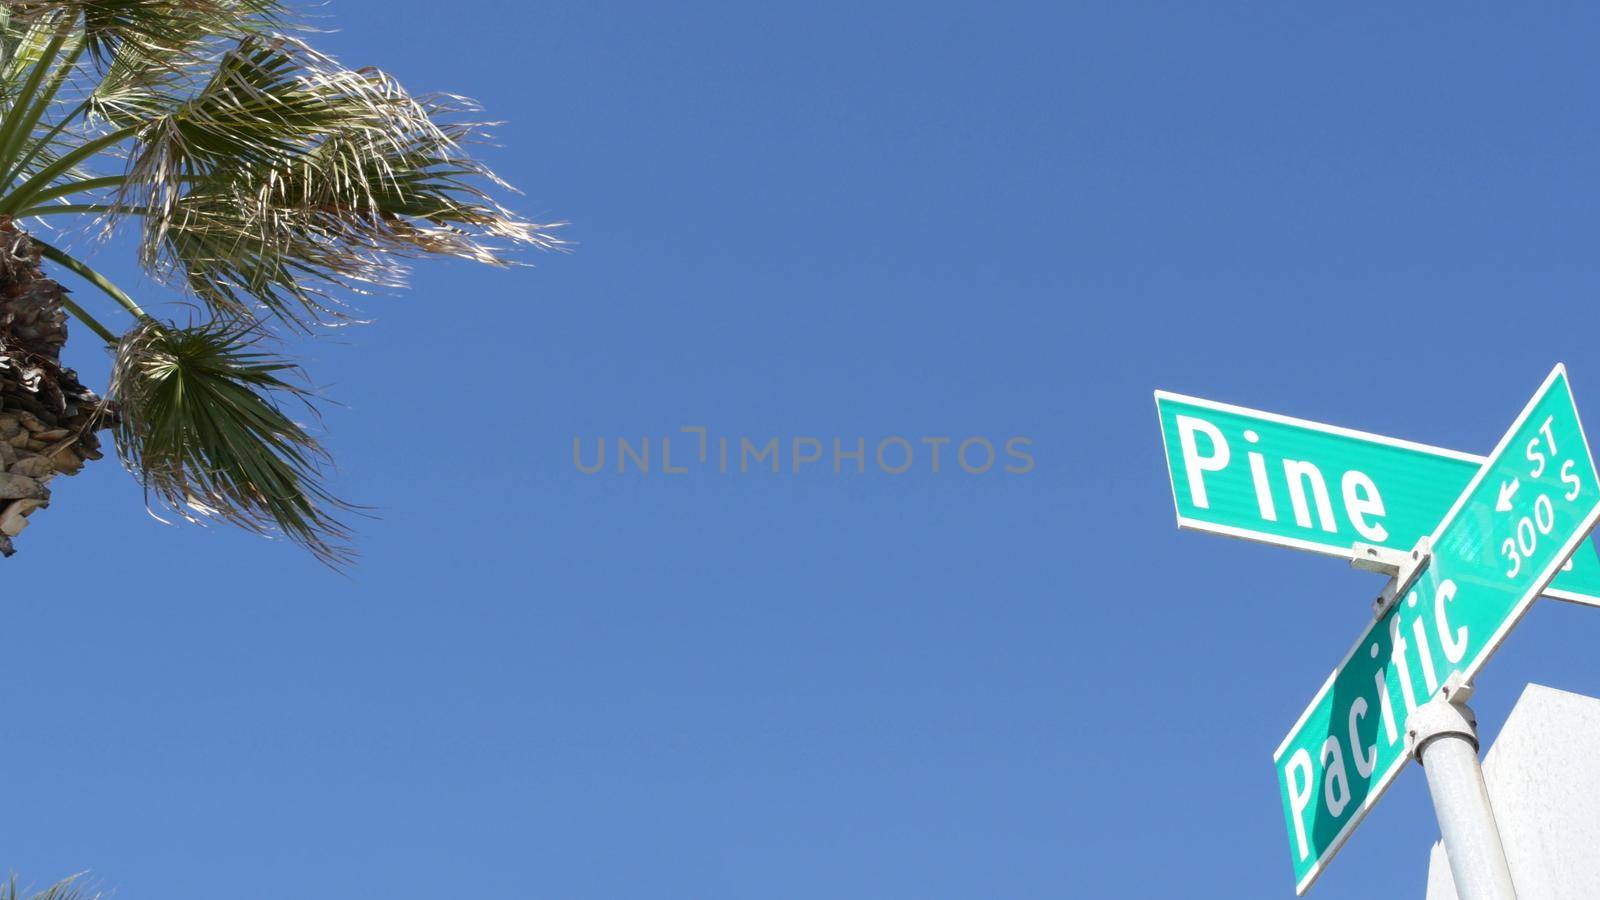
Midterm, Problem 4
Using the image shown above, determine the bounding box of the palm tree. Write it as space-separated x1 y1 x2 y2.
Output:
1 875 97 900
0 0 559 565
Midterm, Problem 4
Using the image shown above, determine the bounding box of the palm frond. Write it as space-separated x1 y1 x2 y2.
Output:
125 34 562 326
109 317 355 566
0 10 64 91
0 2 290 199
159 187 393 322
0 874 97 900
8 0 284 66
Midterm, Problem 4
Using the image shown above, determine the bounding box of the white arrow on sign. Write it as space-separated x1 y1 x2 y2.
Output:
1496 477 1521 512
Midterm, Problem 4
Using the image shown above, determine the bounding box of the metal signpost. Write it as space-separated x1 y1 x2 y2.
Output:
1156 365 1600 898
1154 390 1600 605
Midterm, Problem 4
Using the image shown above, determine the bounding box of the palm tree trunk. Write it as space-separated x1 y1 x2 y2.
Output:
0 217 108 554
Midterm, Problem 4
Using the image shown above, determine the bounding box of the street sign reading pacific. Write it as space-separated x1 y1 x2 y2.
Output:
1271 365 1600 894
1154 389 1600 606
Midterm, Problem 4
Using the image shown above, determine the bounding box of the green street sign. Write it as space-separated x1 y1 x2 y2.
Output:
1271 365 1600 893
1154 389 1600 606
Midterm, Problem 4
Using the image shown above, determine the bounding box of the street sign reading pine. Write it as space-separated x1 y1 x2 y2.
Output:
1271 365 1600 893
1154 390 1600 605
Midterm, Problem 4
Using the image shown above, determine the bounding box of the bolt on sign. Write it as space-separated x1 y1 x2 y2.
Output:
1269 365 1600 893
1154 390 1600 605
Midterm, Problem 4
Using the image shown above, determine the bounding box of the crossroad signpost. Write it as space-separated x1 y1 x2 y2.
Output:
1154 389 1600 606
1271 365 1600 894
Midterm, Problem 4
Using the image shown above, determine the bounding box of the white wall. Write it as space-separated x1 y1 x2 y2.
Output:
1426 683 1600 899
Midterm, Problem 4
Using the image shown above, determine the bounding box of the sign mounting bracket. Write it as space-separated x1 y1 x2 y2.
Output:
1351 538 1432 618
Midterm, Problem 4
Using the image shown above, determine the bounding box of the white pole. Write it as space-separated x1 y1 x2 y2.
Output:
1407 691 1517 900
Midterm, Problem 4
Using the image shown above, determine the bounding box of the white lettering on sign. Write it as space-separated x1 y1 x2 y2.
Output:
1176 415 1229 508
1284 459 1336 532
1340 471 1388 542
1173 414 1390 540
1320 737 1350 817
1500 420 1582 581
1280 576 1479 861
1348 697 1375 778
1245 430 1278 521
1286 748 1314 860
1435 579 1465 664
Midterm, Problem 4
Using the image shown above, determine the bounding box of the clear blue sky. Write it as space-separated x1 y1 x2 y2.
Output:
6 2 1600 898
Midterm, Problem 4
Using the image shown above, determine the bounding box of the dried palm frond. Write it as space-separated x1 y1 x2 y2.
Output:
0 873 99 900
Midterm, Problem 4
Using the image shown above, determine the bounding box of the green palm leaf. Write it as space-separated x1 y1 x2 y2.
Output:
109 318 355 565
